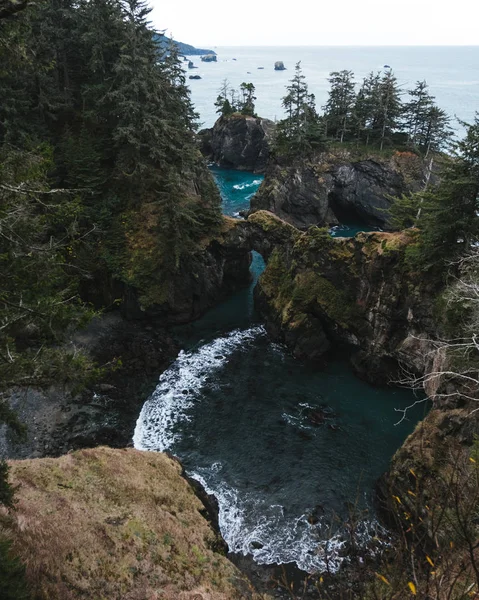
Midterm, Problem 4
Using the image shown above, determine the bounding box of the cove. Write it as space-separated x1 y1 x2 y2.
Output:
134 168 426 573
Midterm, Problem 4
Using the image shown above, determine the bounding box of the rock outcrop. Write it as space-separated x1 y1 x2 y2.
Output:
199 114 276 173
250 150 429 229
2 447 259 600
274 61 286 71
233 212 442 381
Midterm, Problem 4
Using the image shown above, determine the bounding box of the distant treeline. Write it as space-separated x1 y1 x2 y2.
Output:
215 64 453 157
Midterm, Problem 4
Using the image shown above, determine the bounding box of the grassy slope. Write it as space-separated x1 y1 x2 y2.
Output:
0 447 260 600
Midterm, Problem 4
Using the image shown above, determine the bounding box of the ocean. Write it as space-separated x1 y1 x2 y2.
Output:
134 170 427 573
185 46 479 134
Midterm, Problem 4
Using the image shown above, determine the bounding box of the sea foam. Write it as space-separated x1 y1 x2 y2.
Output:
133 326 387 573
232 179 262 191
133 326 265 452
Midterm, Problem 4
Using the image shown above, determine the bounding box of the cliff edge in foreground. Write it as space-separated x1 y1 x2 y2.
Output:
1 447 260 600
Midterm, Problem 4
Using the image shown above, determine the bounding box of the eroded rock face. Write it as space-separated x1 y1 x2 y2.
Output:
199 114 276 173
330 160 410 226
250 164 338 229
246 218 441 380
251 152 428 229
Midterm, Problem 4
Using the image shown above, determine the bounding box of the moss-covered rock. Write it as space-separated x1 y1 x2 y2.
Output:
255 226 442 382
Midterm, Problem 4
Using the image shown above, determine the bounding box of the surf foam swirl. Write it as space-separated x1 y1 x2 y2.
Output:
189 464 386 573
232 179 262 190
133 325 388 573
133 326 265 452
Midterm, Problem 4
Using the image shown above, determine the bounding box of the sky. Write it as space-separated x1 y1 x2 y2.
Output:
151 0 479 47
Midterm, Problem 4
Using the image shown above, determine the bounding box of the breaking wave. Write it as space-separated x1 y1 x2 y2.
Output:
133 326 388 573
232 179 262 190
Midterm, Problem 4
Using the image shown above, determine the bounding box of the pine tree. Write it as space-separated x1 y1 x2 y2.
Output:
420 105 453 156
239 82 256 116
403 80 435 147
276 62 325 156
353 71 381 144
390 115 479 265
377 69 403 150
214 79 236 115
323 70 356 142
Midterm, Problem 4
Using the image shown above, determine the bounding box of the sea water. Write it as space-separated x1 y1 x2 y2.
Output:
134 168 427 573
186 46 479 133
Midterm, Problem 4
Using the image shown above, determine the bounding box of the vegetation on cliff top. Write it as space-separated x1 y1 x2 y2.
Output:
214 79 258 117
0 447 258 600
389 114 479 267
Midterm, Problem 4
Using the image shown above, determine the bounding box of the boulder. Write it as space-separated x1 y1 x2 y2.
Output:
274 61 286 71
199 114 276 173
188 74 201 79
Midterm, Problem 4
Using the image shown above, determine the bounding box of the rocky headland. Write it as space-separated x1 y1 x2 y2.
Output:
199 114 276 173
250 149 432 229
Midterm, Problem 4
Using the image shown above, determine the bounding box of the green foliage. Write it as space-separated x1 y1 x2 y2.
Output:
214 79 256 116
388 114 479 268
403 81 453 154
275 62 327 157
238 82 256 116
0 537 30 600
0 461 15 509
388 193 422 230
323 70 356 142
0 0 222 380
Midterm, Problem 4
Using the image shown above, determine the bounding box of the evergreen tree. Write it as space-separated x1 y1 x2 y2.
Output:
239 82 256 116
276 62 325 156
403 81 452 155
214 78 235 115
389 115 479 265
323 70 356 142
0 0 222 369
420 105 453 156
403 80 435 147
377 69 403 150
353 71 381 144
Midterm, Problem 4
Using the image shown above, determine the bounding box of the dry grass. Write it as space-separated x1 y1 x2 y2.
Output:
1 447 261 600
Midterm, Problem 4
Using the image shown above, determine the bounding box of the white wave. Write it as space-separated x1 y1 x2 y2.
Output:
188 464 386 573
133 326 265 452
133 325 386 574
232 179 262 190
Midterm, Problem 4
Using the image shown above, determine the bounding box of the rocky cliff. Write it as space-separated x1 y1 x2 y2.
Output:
199 114 276 173
0 447 259 600
250 150 429 229
232 210 479 592
230 211 441 382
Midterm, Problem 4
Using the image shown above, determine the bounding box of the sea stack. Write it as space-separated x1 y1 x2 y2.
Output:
274 61 286 70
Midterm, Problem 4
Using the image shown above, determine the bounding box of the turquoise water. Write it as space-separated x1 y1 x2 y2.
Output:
187 46 479 132
210 166 264 217
134 169 426 572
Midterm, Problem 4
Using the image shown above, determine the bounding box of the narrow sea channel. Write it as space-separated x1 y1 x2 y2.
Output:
134 168 426 572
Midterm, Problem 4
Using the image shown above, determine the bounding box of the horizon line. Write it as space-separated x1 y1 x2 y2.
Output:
186 43 479 48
